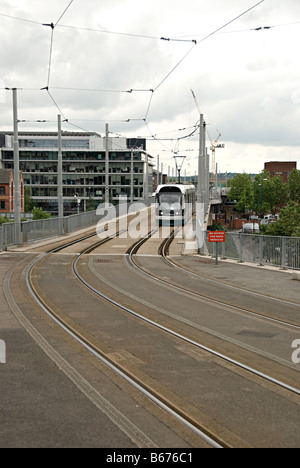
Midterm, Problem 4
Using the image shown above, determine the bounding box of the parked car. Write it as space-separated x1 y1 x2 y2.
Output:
260 214 279 225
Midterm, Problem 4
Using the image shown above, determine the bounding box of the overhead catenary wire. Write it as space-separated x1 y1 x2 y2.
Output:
143 0 266 155
55 0 75 27
43 1 75 89
46 26 55 88
1 6 299 39
0 0 267 163
153 0 265 93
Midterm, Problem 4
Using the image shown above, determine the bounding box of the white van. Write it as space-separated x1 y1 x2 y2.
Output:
239 223 260 234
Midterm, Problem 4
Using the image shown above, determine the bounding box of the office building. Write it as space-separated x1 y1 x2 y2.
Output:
0 131 154 214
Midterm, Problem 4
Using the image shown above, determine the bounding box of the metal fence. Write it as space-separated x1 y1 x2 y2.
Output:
205 232 300 270
0 223 17 251
1 211 299 271
0 210 100 251
0 203 131 251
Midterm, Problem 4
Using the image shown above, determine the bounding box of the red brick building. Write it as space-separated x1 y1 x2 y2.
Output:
0 169 24 214
264 161 297 183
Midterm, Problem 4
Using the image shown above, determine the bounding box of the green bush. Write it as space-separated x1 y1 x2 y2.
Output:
32 207 51 220
0 215 12 226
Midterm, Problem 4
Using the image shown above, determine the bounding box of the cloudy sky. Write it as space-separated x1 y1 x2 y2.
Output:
0 0 300 175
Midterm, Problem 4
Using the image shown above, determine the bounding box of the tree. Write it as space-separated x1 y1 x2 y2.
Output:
228 173 253 213
32 207 51 220
288 169 300 203
260 203 300 237
86 194 97 212
229 171 289 216
269 176 288 213
24 187 34 213
253 171 272 215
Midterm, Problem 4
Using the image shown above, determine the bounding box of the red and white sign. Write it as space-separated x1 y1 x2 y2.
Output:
208 231 226 243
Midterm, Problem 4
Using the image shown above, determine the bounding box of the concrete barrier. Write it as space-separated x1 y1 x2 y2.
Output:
292 272 300 281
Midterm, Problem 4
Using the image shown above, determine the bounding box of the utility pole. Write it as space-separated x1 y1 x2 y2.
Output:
205 147 209 210
145 153 149 204
202 121 207 210
13 89 21 245
105 123 110 206
131 149 134 203
57 115 63 234
215 163 219 197
197 114 206 253
197 114 205 204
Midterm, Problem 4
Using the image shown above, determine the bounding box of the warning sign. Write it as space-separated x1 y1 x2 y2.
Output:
208 231 226 243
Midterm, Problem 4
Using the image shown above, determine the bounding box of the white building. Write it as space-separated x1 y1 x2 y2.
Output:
0 131 154 214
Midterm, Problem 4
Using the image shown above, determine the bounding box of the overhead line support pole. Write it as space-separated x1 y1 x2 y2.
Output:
13 89 21 245
58 114 63 234
105 123 110 207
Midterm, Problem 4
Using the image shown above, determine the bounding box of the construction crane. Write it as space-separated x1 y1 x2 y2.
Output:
190 89 225 184
209 130 224 184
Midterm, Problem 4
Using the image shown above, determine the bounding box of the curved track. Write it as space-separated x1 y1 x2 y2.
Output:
23 217 300 448
129 230 300 331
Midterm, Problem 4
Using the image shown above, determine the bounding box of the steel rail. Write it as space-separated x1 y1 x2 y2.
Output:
27 256 224 448
25 223 300 449
129 231 300 331
25 223 225 448
164 244 300 308
124 233 300 395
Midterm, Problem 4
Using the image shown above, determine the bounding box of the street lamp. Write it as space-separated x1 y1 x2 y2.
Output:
252 181 258 233
253 179 268 232
259 179 268 218
173 155 186 185
74 193 81 215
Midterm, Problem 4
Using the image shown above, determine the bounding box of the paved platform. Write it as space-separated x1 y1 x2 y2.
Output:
0 254 138 448
1 230 299 447
173 255 299 304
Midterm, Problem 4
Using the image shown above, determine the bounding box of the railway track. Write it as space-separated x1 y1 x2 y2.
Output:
25 222 224 447
129 229 300 331
123 233 300 392
22 216 300 448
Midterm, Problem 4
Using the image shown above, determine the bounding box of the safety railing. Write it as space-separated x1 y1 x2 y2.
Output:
204 232 300 270
0 223 17 251
0 211 99 250
0 203 130 251
1 211 299 271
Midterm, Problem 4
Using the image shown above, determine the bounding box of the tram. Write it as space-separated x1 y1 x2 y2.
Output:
155 184 196 226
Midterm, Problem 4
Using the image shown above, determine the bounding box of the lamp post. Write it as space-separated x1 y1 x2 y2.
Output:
74 193 81 215
259 183 262 218
259 179 268 218
253 181 256 233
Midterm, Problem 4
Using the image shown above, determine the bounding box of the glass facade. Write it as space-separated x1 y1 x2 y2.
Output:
0 132 154 214
19 138 90 149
